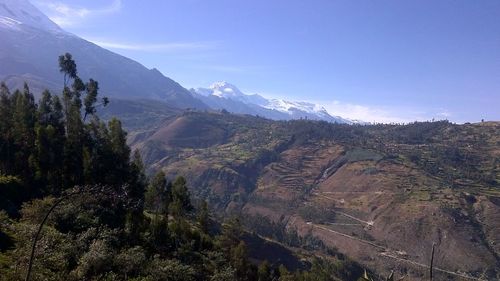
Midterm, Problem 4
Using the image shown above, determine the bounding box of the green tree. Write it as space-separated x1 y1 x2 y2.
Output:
231 241 250 280
145 171 171 215
62 100 84 187
257 260 272 281
219 217 243 251
197 200 210 234
169 176 192 218
11 84 36 180
83 79 98 121
32 91 66 193
129 150 148 202
125 150 148 239
82 119 111 185
58 53 77 87
107 118 130 184
145 171 171 247
58 52 110 188
58 53 85 187
278 265 295 281
0 83 13 174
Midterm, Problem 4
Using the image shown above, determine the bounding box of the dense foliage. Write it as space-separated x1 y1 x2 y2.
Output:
0 54 368 281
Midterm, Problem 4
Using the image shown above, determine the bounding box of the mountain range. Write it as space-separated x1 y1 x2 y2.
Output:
191 81 354 123
0 0 355 123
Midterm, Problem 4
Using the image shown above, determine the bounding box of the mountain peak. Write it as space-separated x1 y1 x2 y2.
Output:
192 82 355 124
0 0 61 32
208 81 245 98
209 81 231 89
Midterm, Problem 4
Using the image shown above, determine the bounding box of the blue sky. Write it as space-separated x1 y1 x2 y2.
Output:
32 0 500 123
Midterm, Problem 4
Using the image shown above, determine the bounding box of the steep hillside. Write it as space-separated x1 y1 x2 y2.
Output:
99 99 182 131
126 111 500 280
0 0 207 109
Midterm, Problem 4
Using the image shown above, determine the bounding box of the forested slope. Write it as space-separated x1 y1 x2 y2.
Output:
0 54 370 281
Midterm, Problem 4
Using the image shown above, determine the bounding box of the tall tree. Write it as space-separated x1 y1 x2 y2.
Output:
11 84 36 180
44 95 66 192
125 150 148 239
32 90 65 193
0 83 13 174
58 53 77 87
58 53 84 187
62 100 84 187
231 241 250 280
170 176 193 218
129 150 148 204
197 200 210 234
145 171 171 215
108 118 130 184
219 217 243 252
83 79 98 121
145 171 171 247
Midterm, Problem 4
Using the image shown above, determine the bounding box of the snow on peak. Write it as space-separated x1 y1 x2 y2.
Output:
192 81 354 123
194 81 268 105
263 99 327 116
0 0 61 32
209 81 245 98
0 15 20 30
209 81 231 89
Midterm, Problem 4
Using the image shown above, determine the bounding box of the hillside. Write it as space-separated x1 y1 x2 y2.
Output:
0 58 372 281
1 1 497 280
121 109 500 280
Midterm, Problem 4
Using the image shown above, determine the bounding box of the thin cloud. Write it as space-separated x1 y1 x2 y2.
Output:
87 39 218 52
247 91 425 124
35 0 122 27
325 102 413 124
323 100 453 124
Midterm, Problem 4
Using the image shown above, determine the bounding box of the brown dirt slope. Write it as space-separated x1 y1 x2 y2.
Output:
129 112 500 280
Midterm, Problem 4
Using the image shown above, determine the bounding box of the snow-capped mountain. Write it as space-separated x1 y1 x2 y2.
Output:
201 81 269 106
0 0 61 32
0 0 206 109
192 81 353 124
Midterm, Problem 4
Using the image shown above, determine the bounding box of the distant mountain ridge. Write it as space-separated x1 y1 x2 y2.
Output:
192 81 354 124
0 0 207 109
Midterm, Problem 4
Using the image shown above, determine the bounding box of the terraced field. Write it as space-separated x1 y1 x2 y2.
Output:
106 106 499 280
